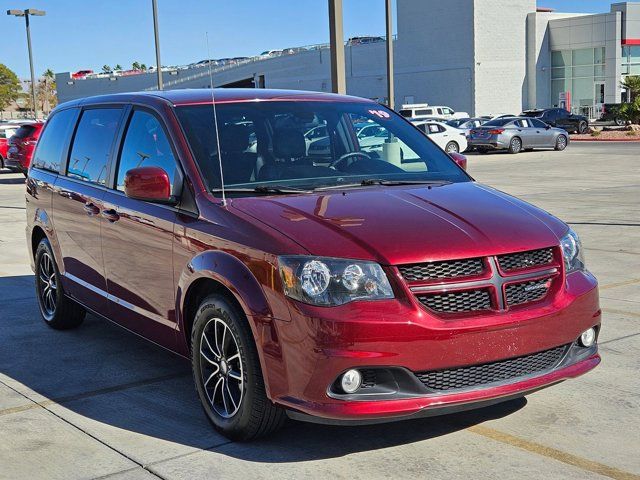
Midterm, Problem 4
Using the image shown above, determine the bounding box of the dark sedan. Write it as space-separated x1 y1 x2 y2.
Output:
521 108 589 134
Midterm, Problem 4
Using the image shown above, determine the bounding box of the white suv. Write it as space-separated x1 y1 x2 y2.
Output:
399 103 469 121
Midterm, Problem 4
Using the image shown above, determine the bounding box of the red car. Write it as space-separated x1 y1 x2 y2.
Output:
0 124 20 169
6 122 43 174
25 89 600 440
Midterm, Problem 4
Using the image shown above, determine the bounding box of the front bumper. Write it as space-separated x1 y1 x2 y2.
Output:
264 271 601 422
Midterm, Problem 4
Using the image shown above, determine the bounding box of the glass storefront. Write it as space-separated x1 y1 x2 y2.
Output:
622 45 640 75
551 47 606 107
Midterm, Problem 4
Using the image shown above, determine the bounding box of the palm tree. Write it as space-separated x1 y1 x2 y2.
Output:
621 75 640 102
140 63 147 71
114 64 123 71
102 65 112 73
132 61 141 71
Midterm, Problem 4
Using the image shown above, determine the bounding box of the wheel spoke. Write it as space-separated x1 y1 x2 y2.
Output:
202 332 220 360
220 377 230 414
39 271 48 284
225 382 238 411
228 370 242 382
214 320 224 357
200 346 219 368
211 376 223 405
203 370 218 389
220 322 227 356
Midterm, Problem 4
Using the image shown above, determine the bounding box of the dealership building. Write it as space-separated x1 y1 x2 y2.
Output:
56 0 640 117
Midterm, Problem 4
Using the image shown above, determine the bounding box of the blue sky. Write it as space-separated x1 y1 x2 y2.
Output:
3 0 614 78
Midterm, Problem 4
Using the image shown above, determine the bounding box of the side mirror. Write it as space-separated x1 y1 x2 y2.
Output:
124 166 176 204
448 151 467 171
545 125 551 130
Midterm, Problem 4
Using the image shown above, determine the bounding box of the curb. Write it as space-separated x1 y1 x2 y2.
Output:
570 137 640 142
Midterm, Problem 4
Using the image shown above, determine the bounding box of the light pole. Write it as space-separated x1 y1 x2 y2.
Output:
385 0 394 110
7 8 45 120
328 0 346 94
151 0 163 90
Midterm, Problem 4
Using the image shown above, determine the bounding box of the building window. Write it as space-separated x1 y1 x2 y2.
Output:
622 46 640 77
550 47 606 108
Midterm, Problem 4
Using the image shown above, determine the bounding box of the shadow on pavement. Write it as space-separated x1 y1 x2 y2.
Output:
0 176 26 185
0 274 526 463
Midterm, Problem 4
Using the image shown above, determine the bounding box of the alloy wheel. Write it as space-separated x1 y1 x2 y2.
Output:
556 135 567 150
445 141 459 153
38 252 57 319
200 317 244 418
510 137 521 153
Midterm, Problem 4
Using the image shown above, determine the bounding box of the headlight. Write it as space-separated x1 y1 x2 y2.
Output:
278 256 394 306
560 228 585 273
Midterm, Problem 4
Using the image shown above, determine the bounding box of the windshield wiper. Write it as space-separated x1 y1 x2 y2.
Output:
212 185 312 195
314 179 452 191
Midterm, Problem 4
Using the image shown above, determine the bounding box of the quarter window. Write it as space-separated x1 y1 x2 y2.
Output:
116 110 178 192
32 109 77 172
68 108 122 184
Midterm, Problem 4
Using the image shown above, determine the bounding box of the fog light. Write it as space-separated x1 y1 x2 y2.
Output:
341 369 362 394
579 328 596 347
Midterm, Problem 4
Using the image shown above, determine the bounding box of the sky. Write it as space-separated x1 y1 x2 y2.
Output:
2 0 615 79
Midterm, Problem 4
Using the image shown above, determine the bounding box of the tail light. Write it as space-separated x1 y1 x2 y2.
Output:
488 129 505 135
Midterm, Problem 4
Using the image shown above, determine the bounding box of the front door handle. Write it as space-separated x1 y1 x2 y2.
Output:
83 202 99 215
102 209 120 222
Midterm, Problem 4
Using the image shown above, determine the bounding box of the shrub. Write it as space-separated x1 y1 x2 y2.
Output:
590 130 601 137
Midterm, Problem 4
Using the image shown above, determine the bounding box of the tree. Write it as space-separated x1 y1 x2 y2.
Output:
102 65 112 73
132 61 141 71
114 64 123 71
0 64 21 111
140 63 147 71
619 97 640 125
621 75 640 103
37 69 57 115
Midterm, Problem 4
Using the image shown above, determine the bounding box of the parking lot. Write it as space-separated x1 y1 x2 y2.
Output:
0 142 638 480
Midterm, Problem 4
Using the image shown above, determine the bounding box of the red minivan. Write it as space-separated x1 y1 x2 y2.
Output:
25 89 600 440
6 122 44 174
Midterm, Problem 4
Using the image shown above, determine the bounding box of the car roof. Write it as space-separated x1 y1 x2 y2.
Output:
56 88 374 110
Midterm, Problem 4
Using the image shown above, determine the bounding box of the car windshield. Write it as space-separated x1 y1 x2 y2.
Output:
176 101 470 192
482 118 515 127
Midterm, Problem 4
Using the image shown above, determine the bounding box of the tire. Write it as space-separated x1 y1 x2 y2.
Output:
508 137 522 154
191 294 286 441
614 118 625 127
444 141 459 153
578 121 588 134
35 238 86 330
554 134 568 151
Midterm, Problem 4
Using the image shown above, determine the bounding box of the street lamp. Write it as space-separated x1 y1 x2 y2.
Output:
151 0 163 90
7 8 46 120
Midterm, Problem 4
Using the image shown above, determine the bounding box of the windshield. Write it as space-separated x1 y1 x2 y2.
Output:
482 118 515 127
176 101 470 192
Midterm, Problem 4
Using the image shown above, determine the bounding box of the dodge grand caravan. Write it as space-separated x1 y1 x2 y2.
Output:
26 89 601 440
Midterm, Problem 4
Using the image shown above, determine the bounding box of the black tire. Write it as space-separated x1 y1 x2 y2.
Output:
35 238 85 330
191 294 285 441
554 134 568 151
508 137 522 154
444 141 459 153
578 121 588 134
614 118 625 127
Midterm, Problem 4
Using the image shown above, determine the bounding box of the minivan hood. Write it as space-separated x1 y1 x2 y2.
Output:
231 182 568 265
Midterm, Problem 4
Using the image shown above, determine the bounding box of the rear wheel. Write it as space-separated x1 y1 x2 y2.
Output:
35 238 85 329
508 137 522 154
578 121 589 134
444 141 459 154
192 294 286 441
554 134 568 151
614 117 625 127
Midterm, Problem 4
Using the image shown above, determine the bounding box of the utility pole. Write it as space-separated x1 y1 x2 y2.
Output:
7 8 46 119
385 0 395 109
328 0 346 94
151 0 163 90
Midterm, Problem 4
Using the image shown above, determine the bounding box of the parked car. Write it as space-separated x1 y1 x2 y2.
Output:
599 103 626 126
399 103 469 121
5 121 44 174
412 120 469 153
521 108 589 134
468 117 569 154
71 70 93 79
26 89 600 441
0 124 19 170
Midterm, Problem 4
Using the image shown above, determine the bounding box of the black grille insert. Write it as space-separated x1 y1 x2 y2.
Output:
399 258 484 282
417 289 492 313
505 278 551 306
498 248 554 272
415 345 567 391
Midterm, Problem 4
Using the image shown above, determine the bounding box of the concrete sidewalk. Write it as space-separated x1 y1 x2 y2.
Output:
0 142 638 479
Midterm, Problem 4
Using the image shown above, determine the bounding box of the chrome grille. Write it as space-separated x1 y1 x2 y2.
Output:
417 289 492 313
498 248 554 272
399 258 484 282
505 278 551 306
415 345 567 391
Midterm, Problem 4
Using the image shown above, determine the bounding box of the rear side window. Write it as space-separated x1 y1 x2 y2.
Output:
32 109 77 172
115 110 178 192
530 119 547 128
14 125 36 139
68 108 122 185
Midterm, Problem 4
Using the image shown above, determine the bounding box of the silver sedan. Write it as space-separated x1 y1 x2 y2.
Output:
468 117 569 154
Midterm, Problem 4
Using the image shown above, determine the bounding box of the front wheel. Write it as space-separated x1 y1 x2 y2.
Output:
508 137 522 154
192 294 286 441
614 118 625 127
444 141 459 153
35 238 85 329
555 134 568 151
